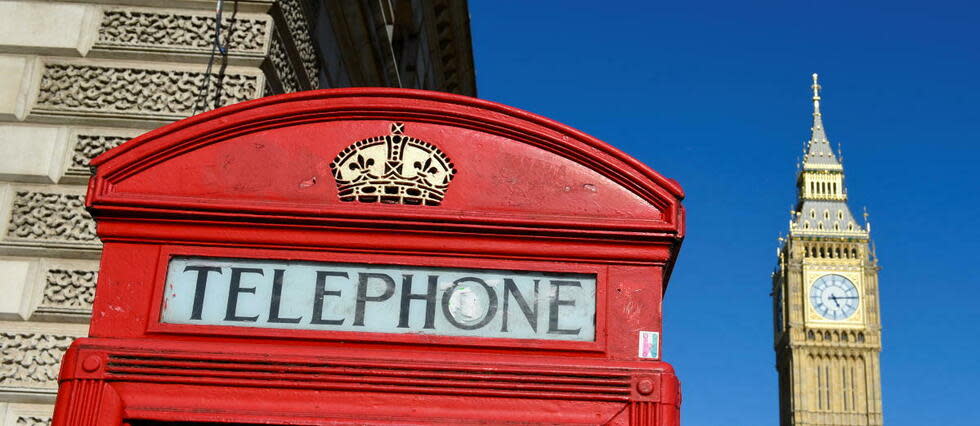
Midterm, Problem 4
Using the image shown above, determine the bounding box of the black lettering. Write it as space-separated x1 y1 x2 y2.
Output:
312 271 348 325
225 267 262 322
502 278 538 332
353 272 396 326
548 280 582 335
441 277 498 330
397 274 437 329
268 269 301 323
183 265 222 320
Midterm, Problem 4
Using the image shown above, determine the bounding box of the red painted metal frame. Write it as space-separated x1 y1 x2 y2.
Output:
53 88 685 425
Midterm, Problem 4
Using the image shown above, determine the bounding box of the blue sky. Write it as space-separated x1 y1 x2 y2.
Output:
470 1 978 424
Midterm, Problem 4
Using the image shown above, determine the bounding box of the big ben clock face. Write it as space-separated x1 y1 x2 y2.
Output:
810 274 859 320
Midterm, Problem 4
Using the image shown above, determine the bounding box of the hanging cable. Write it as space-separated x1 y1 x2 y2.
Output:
213 0 239 110
193 0 239 115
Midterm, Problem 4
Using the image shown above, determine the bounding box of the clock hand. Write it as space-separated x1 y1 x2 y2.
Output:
829 294 841 308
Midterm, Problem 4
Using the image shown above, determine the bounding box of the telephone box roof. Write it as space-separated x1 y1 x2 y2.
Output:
88 88 685 245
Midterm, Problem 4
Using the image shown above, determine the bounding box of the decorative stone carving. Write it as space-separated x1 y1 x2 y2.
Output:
34 63 260 120
39 269 97 312
96 9 270 56
67 134 129 177
277 0 319 86
269 31 299 93
0 333 73 389
6 191 98 244
15 416 52 426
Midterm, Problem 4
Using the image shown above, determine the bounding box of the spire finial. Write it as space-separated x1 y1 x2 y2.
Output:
811 73 821 116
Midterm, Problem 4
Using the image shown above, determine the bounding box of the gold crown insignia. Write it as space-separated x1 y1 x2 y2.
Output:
330 123 456 206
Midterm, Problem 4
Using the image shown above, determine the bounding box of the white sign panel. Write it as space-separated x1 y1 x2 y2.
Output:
162 257 596 341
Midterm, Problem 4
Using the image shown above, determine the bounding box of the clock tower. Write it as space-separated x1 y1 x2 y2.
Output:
772 74 883 425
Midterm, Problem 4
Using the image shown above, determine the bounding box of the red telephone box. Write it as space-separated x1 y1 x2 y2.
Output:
52 88 685 425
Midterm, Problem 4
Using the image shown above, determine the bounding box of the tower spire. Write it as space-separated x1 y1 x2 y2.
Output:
803 73 837 168
792 73 859 233
811 73 821 116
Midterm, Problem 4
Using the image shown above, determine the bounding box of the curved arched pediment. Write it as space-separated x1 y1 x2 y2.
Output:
88 89 684 240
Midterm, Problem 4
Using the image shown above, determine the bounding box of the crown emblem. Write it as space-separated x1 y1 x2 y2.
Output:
330 123 456 206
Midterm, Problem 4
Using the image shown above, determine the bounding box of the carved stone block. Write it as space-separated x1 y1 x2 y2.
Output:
95 7 272 59
59 128 144 184
67 135 128 177
32 61 263 124
15 416 52 426
33 268 97 319
4 190 99 248
0 255 98 323
269 30 299 94
276 0 319 87
0 333 73 390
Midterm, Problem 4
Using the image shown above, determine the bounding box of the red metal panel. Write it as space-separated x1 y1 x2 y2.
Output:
56 88 684 425
58 339 680 425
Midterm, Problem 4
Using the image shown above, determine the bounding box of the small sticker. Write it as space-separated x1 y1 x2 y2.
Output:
638 331 660 359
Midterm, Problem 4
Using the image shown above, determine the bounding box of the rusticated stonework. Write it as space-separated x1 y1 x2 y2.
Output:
96 9 270 55
0 333 73 389
68 134 129 176
6 191 97 244
40 269 97 312
270 32 299 93
15 417 52 426
278 0 319 87
34 63 260 119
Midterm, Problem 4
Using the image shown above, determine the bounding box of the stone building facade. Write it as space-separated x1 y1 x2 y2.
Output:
0 1 475 424
772 75 883 425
